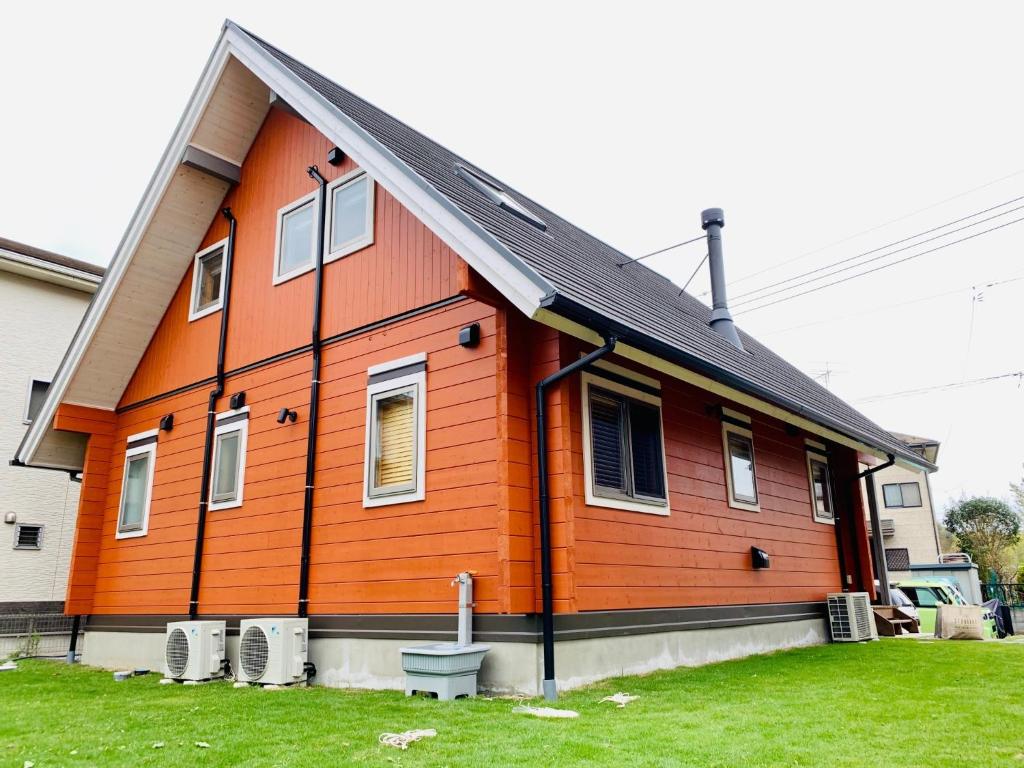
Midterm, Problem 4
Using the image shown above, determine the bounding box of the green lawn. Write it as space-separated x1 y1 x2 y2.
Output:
2 640 1022 767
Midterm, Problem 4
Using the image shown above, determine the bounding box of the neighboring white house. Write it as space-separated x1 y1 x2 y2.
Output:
0 237 102 611
865 432 942 575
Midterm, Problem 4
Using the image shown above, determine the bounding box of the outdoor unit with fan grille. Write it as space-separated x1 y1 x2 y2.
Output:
826 592 878 642
236 618 308 686
164 620 226 681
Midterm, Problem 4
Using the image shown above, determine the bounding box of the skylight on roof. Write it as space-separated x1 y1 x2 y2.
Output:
455 164 546 231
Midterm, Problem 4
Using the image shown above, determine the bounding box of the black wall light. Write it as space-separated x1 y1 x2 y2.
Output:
159 414 174 432
230 391 246 410
459 323 480 348
751 546 771 569
327 147 345 166
277 407 298 424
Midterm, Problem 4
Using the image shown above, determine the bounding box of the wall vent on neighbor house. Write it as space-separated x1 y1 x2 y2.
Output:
885 548 911 572
880 518 896 537
827 592 878 642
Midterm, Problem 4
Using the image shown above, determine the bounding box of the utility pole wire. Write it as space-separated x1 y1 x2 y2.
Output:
853 371 1024 404
733 214 1024 315
618 233 705 268
722 168 1024 289
731 200 1024 307
680 253 709 295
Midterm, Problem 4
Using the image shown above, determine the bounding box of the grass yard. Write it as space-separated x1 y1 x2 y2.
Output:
2 639 1022 767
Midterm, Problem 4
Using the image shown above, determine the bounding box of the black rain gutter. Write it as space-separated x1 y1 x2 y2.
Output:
856 454 896 604
189 208 237 620
535 334 617 700
540 293 934 472
297 165 328 618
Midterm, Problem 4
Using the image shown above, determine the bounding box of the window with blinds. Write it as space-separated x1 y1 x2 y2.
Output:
373 389 417 491
585 381 667 507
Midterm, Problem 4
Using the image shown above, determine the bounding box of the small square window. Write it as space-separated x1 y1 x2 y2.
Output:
363 358 426 508
14 524 42 550
23 379 50 424
807 455 835 524
327 171 374 259
581 371 668 515
209 412 248 510
117 437 157 538
722 418 759 512
274 194 317 283
189 240 227 321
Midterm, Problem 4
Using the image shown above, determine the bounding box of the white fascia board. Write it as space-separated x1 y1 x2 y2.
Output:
224 24 552 319
0 249 101 293
16 29 237 467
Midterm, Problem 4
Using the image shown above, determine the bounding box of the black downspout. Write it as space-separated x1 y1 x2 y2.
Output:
189 208 237 620
66 614 82 664
297 166 328 619
856 454 896 605
535 335 617 700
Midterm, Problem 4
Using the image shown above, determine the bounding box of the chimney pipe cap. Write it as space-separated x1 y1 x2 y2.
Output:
701 208 725 230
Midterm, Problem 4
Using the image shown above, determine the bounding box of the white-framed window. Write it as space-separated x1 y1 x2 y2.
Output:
273 190 318 284
13 523 43 550
882 482 922 508
325 169 374 260
363 353 427 508
721 410 759 512
580 369 669 515
22 378 50 424
188 238 228 321
116 430 158 539
806 442 835 524
209 408 249 511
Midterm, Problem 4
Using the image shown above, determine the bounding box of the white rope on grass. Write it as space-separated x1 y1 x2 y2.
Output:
599 692 638 708
378 729 437 749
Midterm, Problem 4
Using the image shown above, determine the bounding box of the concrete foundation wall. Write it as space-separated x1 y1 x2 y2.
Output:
82 617 827 693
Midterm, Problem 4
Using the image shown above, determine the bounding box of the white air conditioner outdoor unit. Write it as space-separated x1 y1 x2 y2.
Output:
827 592 878 642
164 620 226 681
880 518 896 537
236 618 308 686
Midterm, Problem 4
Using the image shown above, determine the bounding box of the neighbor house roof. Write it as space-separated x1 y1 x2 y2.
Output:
890 432 940 464
0 236 103 292
15 21 933 472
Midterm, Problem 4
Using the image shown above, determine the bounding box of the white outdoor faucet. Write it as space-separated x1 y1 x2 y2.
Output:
451 571 475 647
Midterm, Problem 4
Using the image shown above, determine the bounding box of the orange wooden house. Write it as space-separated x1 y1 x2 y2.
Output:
14 22 934 695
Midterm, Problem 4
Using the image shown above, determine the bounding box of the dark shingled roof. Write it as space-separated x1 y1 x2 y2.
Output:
0 236 105 277
238 25 930 470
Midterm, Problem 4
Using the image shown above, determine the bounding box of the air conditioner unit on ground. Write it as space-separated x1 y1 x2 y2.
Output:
164 620 226 681
236 618 309 686
827 592 878 642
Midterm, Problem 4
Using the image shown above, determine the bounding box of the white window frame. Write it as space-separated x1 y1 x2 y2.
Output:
805 442 835 525
116 430 158 539
580 370 670 516
13 523 43 550
209 407 249 511
324 169 375 261
721 410 760 513
363 356 427 508
22 377 50 425
272 190 319 285
188 238 229 321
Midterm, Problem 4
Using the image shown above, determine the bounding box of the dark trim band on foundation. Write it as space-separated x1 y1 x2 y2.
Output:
82 601 826 644
117 295 468 414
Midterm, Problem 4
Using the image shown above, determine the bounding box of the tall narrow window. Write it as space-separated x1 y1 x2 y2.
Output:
363 354 427 507
209 410 248 511
721 414 759 512
581 370 668 515
189 239 227 321
117 434 157 538
326 171 374 259
274 193 317 283
807 452 835 524
23 378 50 424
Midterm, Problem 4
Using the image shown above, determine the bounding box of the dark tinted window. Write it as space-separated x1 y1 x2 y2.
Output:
588 384 666 503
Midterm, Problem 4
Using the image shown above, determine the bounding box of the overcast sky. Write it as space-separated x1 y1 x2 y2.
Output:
3 2 1022 515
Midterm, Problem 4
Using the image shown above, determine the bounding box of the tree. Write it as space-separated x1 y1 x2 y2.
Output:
943 497 1021 581
1012 469 1024 513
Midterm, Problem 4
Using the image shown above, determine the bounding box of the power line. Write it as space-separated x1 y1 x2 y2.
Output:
618 233 705 268
853 371 1024 405
729 195 1024 303
734 214 1024 315
722 168 1024 289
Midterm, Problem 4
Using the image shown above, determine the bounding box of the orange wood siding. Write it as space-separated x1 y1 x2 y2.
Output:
88 300 501 615
554 334 845 612
120 108 462 407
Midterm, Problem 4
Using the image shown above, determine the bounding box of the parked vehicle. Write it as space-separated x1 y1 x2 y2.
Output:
889 587 918 622
892 579 996 636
